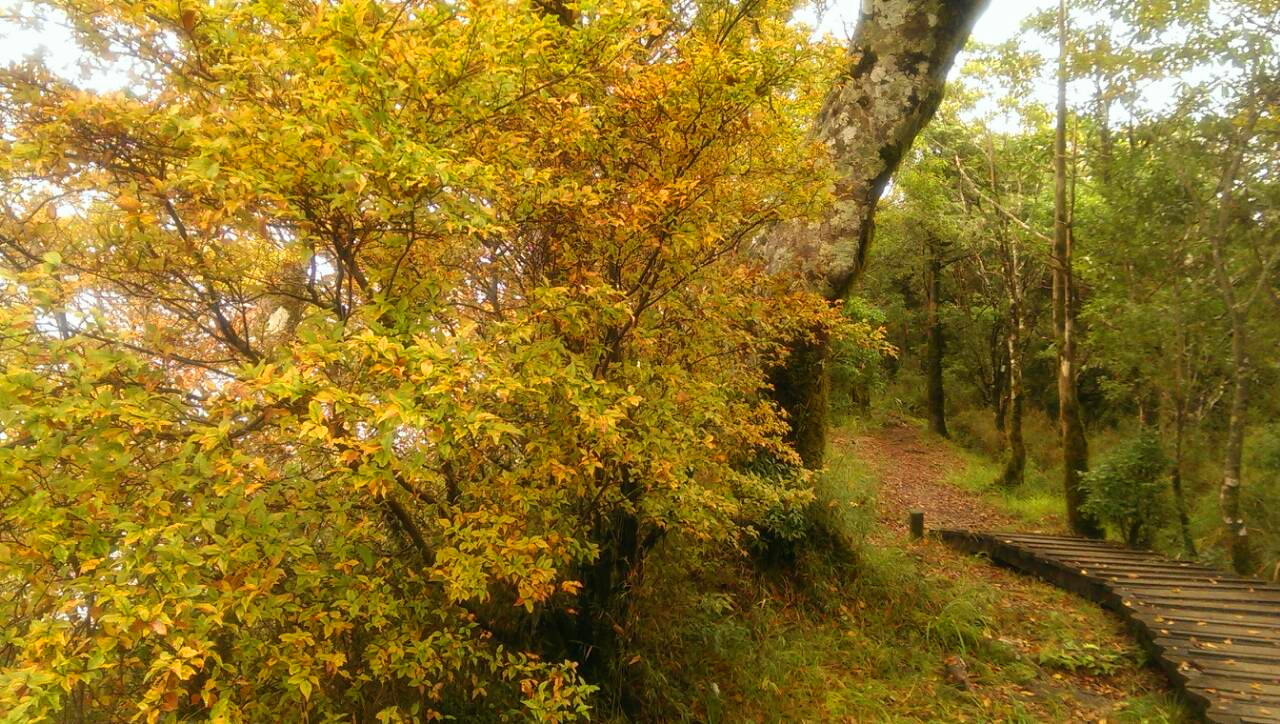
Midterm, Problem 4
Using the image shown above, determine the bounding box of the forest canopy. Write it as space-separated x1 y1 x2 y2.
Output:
865 0 1278 576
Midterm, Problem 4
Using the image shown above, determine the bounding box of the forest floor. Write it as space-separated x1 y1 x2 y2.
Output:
837 420 1189 722
624 418 1195 722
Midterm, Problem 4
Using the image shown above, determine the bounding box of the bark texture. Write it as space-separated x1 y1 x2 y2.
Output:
992 335 1008 439
763 0 989 467
1053 0 1102 537
1216 321 1255 574
768 332 830 469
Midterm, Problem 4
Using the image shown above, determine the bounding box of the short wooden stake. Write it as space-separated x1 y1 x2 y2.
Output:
909 511 925 540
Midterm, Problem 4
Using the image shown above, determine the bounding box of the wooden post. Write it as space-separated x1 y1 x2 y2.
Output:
909 511 925 540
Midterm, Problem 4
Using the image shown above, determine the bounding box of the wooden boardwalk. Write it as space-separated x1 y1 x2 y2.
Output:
935 530 1280 723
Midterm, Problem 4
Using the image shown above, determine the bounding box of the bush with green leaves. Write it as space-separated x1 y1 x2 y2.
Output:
1080 431 1171 547
1036 641 1133 677
1244 424 1280 578
829 297 894 414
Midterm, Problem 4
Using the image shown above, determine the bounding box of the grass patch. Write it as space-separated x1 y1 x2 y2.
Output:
941 440 1068 531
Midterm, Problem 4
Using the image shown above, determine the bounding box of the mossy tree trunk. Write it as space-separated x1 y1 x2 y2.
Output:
770 332 831 469
762 0 990 467
993 334 1008 443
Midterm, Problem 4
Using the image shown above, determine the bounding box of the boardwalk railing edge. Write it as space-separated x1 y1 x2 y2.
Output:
931 528 1243 723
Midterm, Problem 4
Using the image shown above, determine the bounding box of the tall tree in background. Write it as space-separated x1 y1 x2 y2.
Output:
992 194 1029 489
924 231 950 438
1053 0 1102 537
761 0 990 467
1198 83 1274 574
949 125 1048 490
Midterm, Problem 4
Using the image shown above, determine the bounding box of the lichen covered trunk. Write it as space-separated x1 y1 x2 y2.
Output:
1205 102 1261 576
992 327 1008 440
763 0 989 466
999 326 1025 489
997 232 1025 488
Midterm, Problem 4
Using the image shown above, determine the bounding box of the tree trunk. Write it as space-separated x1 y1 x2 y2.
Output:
1170 258 1197 559
1171 407 1197 558
1000 319 1026 488
993 336 1008 442
1053 0 1102 538
924 235 948 437
769 332 831 469
1205 101 1262 576
762 0 989 466
1218 317 1255 574
997 231 1025 489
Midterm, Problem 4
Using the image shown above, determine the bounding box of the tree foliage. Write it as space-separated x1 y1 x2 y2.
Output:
1079 431 1171 547
0 0 857 718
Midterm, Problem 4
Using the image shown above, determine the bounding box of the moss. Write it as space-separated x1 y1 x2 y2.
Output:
769 333 831 469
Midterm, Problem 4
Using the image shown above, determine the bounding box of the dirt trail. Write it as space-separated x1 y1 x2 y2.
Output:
839 423 1018 533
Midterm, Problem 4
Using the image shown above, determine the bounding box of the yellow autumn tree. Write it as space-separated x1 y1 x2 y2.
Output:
0 0 846 719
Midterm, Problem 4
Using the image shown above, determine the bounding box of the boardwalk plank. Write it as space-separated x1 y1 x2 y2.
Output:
1110 579 1280 597
1125 596 1280 618
1151 626 1279 648
1156 636 1280 662
1138 609 1280 631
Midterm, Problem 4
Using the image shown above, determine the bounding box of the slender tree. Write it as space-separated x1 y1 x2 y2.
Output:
1168 259 1200 558
995 225 1028 488
924 232 950 437
1053 0 1102 537
949 128 1045 490
1204 98 1267 575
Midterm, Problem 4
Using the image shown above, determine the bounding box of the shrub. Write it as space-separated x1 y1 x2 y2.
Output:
1244 424 1280 578
830 297 894 415
0 0 841 718
1080 431 1171 547
1036 641 1134 677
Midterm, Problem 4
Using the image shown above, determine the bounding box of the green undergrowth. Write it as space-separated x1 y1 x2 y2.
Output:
608 431 1192 722
946 407 1280 574
942 441 1069 532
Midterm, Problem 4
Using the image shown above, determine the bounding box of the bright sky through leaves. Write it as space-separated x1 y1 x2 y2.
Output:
2 0 1046 89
